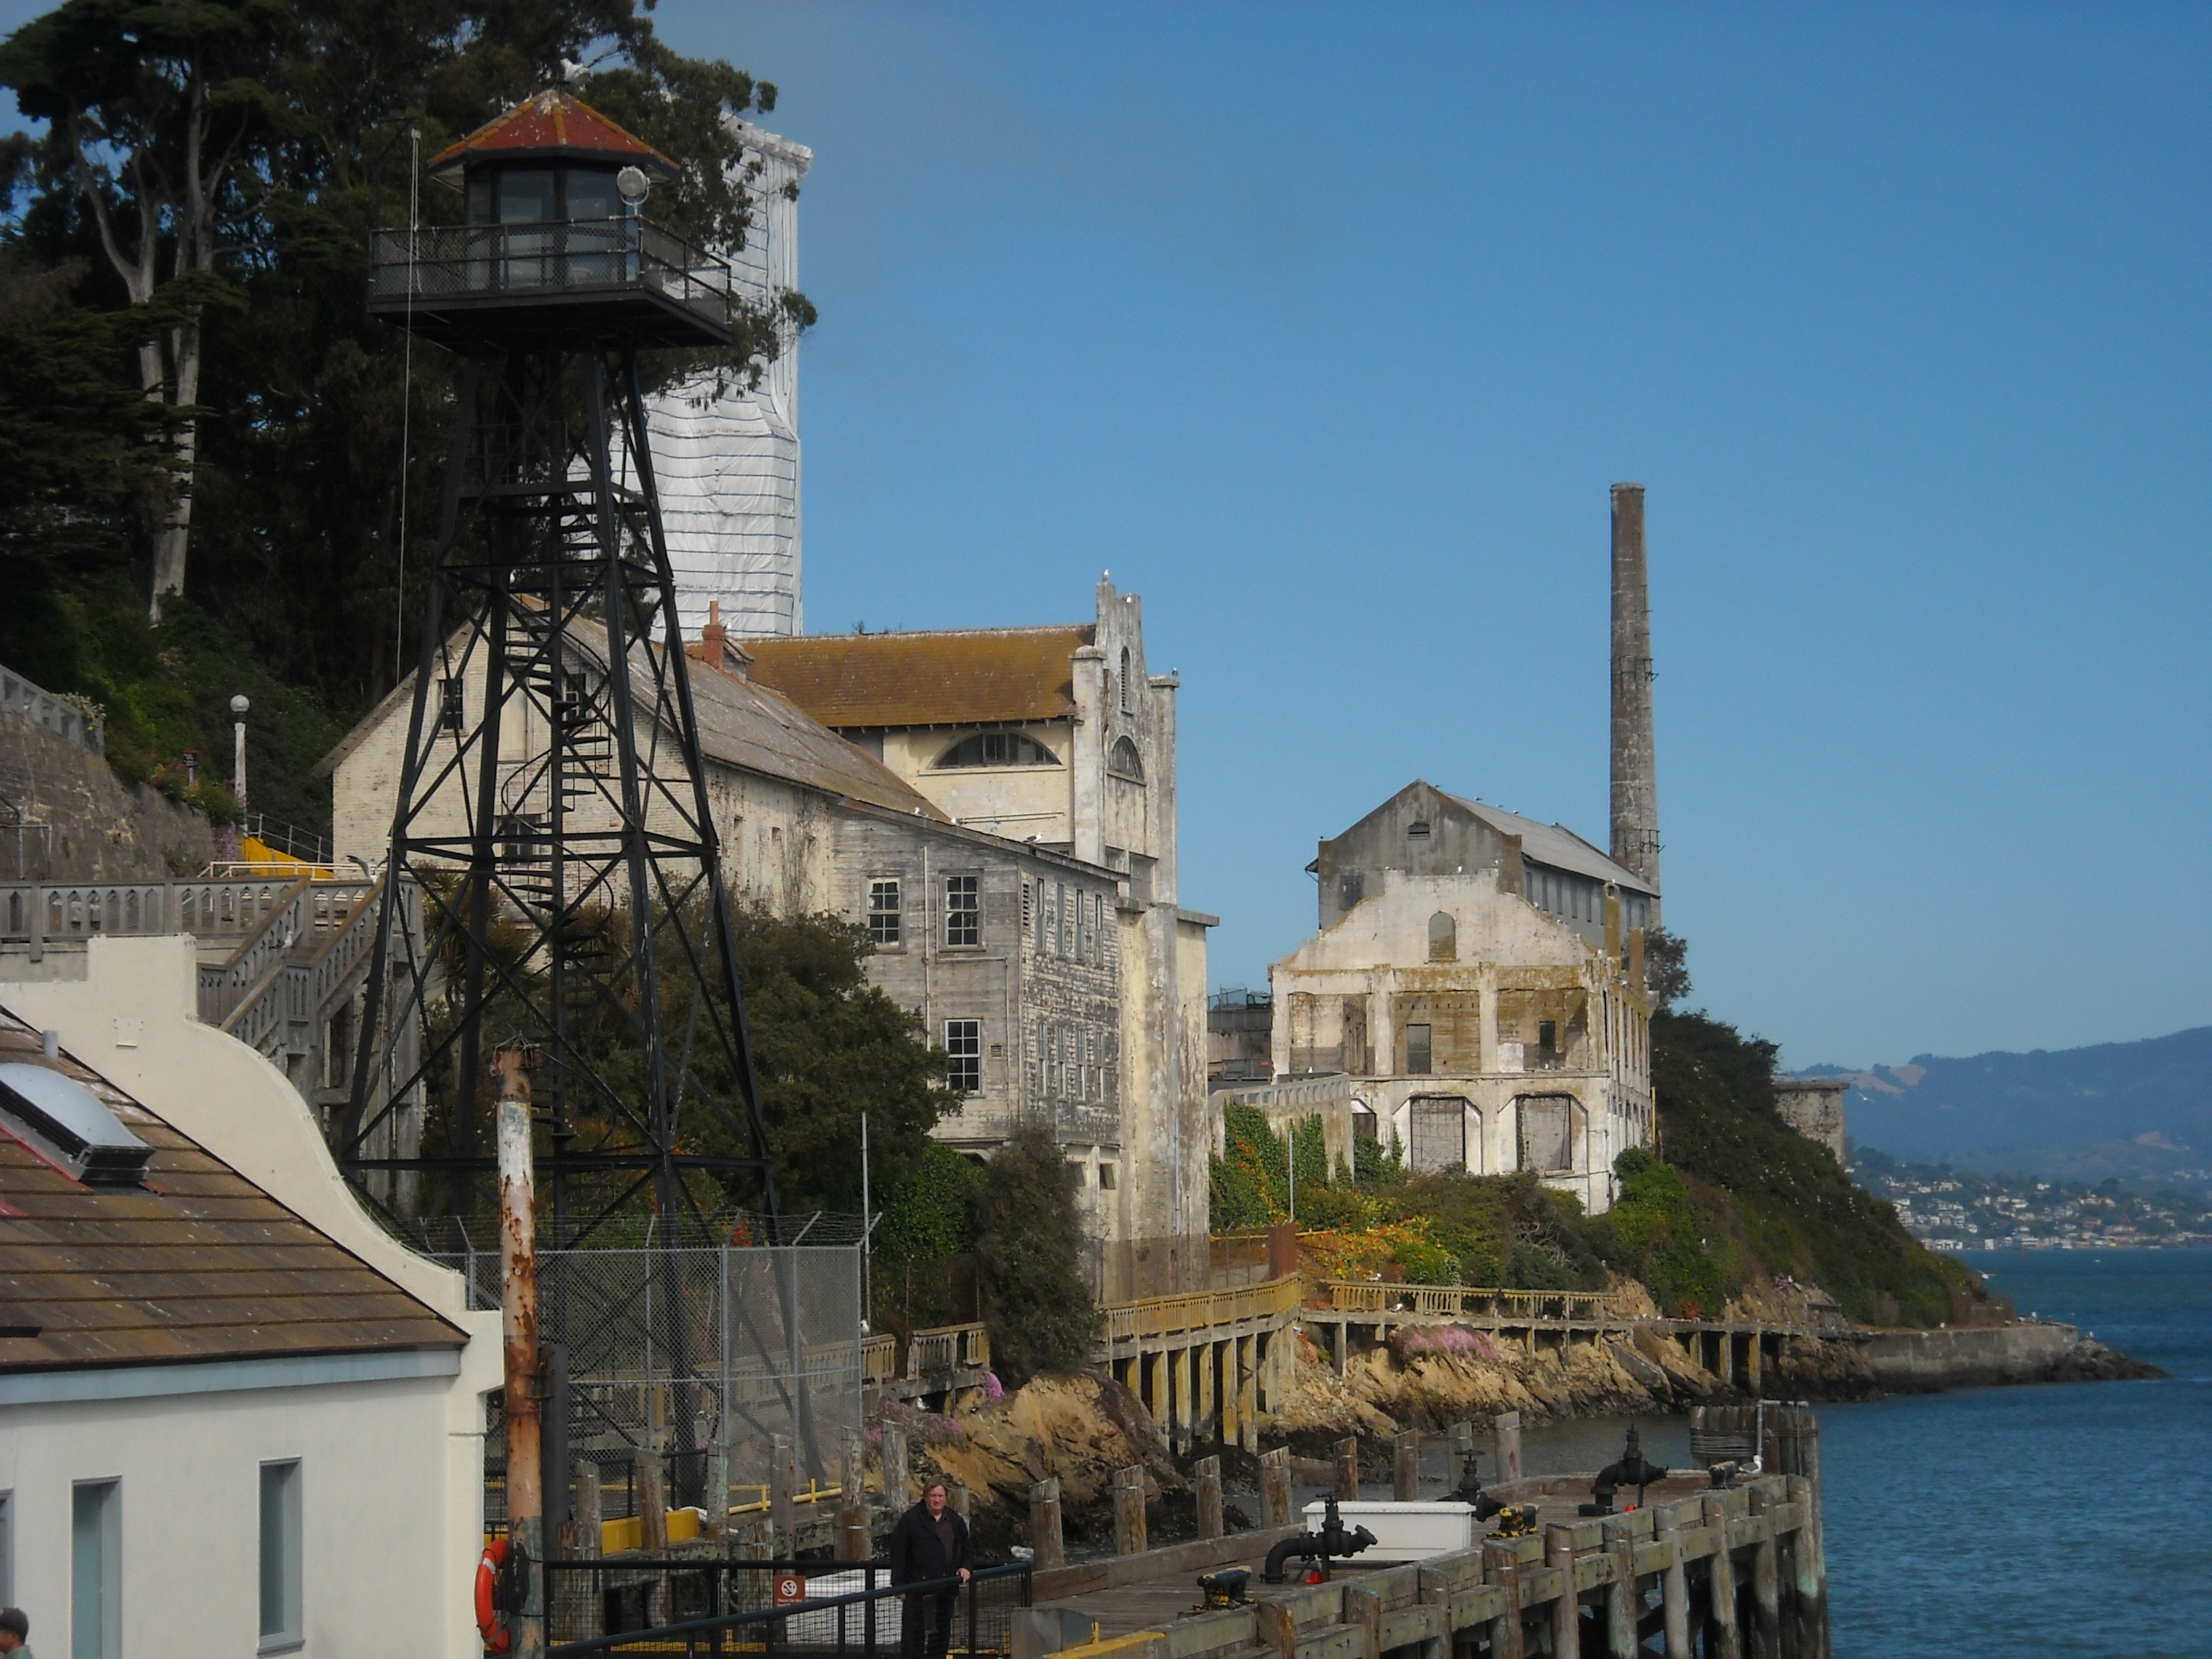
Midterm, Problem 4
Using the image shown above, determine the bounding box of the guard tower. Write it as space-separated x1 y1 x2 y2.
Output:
343 90 779 1246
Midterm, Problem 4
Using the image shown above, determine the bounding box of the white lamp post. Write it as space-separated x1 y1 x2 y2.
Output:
230 694 249 808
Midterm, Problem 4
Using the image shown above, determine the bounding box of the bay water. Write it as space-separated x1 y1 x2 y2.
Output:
1517 1248 2212 1657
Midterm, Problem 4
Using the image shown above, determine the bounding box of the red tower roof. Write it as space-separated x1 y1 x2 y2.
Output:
426 90 679 186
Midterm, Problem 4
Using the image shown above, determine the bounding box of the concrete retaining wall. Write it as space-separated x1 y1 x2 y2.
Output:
1860 1321 2078 1391
0 702 215 881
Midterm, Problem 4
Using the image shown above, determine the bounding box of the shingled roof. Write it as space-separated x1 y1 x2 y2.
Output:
0 1012 466 1374
745 626 1094 729
316 617 948 823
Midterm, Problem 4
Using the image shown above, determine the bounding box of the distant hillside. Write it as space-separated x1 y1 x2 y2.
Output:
1799 1027 2212 1192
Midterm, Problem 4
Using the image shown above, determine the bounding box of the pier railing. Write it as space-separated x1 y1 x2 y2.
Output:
1319 1281 1635 1322
1098 1274 1303 1347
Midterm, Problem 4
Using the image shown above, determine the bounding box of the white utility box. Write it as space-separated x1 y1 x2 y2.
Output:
1300 1500 1479 1558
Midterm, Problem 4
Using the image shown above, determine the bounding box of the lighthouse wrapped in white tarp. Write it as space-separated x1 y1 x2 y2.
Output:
650 120 811 640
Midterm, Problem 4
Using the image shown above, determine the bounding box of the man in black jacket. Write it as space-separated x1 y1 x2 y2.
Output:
888 1479 973 1659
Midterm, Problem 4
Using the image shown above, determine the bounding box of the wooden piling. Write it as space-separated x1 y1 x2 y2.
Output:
1260 1446 1294 1527
1481 1540 1525 1659
1335 1436 1361 1500
1030 1477 1065 1570
1112 1465 1147 1555
1546 1528 1582 1659
1700 1494 1743 1659
1748 1483 1782 1659
1195 1454 1224 1540
836 1429 867 1559
564 1461 603 1641
1786 1475 1824 1659
1601 1516 1638 1658
1240 1336 1261 1453
1221 1341 1242 1448
1199 1339 1218 1441
1393 1429 1420 1500
880 1418 910 1509
1493 1410 1522 1485
704 1447 729 1542
1345 1582 1383 1659
768 1433 796 1547
1658 1505 1692 1659
638 1450 668 1553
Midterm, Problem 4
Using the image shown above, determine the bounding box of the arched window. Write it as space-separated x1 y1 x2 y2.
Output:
1120 647 1135 714
932 731 1060 769
1427 911 1456 962
1107 736 1145 782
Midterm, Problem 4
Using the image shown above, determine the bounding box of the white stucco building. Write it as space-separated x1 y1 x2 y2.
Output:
1271 781 1657 1214
0 939 501 1659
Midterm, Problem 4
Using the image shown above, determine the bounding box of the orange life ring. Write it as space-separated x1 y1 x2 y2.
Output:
476 1538 512 1654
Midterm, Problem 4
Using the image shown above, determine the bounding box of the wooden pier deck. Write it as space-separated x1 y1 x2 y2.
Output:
1036 1405 1829 1659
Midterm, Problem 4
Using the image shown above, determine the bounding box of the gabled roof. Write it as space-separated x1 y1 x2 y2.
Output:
314 618 949 823
0 1011 466 1374
428 90 678 187
745 627 1094 729
1433 787 1658 895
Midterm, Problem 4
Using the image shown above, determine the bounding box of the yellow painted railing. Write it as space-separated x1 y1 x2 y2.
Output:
1097 1274 1302 1347
1319 1281 1632 1322
594 1479 849 1555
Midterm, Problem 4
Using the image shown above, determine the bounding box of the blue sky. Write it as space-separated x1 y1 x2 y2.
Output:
654 2 2209 1069
10 1 2206 1068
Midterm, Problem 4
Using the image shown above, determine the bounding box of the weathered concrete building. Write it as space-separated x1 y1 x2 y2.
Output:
1270 781 1658 1214
746 577 1214 1283
319 586 1206 1294
1774 1077 1848 1163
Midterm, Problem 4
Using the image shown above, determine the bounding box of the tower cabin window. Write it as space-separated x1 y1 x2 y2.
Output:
1107 737 1145 782
1428 912 1456 962
466 165 621 224
933 732 1059 769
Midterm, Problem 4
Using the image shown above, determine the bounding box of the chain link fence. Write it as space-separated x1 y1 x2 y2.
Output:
444 1243 861 1523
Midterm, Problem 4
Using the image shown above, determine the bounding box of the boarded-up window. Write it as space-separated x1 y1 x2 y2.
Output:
1429 912 1456 962
1410 1097 1468 1173
1342 997 1370 1075
1405 1023 1432 1074
1517 1095 1578 1172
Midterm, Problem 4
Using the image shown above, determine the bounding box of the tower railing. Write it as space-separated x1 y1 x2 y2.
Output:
368 219 745 337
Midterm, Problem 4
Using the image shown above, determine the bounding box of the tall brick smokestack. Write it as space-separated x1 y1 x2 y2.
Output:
1610 483 1660 916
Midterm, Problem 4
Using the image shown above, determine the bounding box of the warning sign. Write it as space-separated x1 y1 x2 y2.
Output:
773 1574 806 1608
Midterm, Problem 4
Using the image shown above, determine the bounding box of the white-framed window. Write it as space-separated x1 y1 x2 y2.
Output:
73 1477 121 1659
867 879 901 947
945 876 980 948
945 1020 982 1093
259 1460 304 1653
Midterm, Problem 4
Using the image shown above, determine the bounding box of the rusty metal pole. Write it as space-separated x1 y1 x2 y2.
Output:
496 1042 546 1659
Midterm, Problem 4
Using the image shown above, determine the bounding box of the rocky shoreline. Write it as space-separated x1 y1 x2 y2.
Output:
893 1305 2160 1549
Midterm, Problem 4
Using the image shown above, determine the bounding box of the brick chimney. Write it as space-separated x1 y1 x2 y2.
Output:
699 600 751 681
703 600 727 674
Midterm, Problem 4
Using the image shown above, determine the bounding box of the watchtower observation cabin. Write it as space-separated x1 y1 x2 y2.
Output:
365 90 739 350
